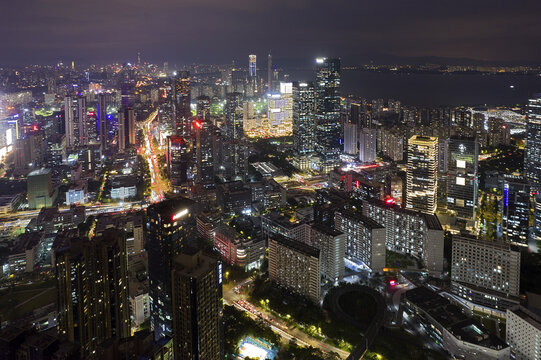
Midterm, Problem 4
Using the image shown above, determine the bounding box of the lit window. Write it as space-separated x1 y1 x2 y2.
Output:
456 177 465 186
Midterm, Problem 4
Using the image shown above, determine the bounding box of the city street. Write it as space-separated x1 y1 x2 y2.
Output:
141 109 169 202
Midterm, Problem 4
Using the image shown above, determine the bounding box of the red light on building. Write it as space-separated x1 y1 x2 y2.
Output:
385 197 395 205
389 280 396 287
355 180 360 188
194 120 202 129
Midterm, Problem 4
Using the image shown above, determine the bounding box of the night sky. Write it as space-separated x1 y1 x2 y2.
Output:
1 0 541 66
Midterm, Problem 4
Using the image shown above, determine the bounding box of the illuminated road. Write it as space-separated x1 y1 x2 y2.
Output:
223 281 349 359
141 109 169 202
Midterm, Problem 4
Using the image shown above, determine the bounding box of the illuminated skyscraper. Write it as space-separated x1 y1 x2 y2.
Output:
118 107 135 153
146 197 196 340
196 95 211 121
76 96 88 146
225 92 243 140
249 54 257 77
171 249 223 360
502 175 530 246
407 135 438 214
167 136 189 188
525 94 541 190
192 119 214 184
55 229 130 357
174 71 191 135
64 96 75 148
267 53 272 93
292 81 316 154
447 136 478 220
359 128 376 163
343 123 358 155
315 57 341 171
98 93 108 154
267 82 293 136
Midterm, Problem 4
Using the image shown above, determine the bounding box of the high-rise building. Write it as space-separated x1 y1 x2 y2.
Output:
534 195 541 243
451 235 520 310
447 136 479 220
315 57 341 171
249 54 257 77
335 210 385 272
27 168 55 209
192 119 214 184
98 93 108 154
267 82 293 136
525 94 541 189
502 175 530 246
343 123 358 155
76 96 88 146
292 81 316 154
55 229 130 357
406 135 438 214
146 198 196 341
121 80 135 108
268 235 320 303
167 136 189 188
308 224 346 282
118 107 135 153
359 128 377 163
64 96 75 148
174 71 191 135
267 53 272 93
196 95 211 121
506 306 541 360
171 249 223 360
225 92 243 140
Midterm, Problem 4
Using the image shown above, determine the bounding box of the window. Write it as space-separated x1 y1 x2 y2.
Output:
456 177 466 186
457 159 466 168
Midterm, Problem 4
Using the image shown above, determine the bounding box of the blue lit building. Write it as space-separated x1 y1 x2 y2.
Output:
501 175 530 246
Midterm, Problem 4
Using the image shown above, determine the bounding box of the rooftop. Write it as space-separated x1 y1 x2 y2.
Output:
270 234 320 258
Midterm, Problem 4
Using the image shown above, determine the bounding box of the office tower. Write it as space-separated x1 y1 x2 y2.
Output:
76 96 88 146
359 128 377 163
267 82 293 136
118 107 135 152
535 195 541 243
98 93 108 154
267 53 272 93
167 136 189 189
502 175 530 246
64 96 75 148
243 100 256 132
447 136 479 220
121 80 135 108
192 119 214 184
309 224 346 282
343 123 358 155
196 95 211 121
335 210 385 272
406 135 438 214
225 92 243 140
525 94 541 189
506 306 541 360
249 54 257 77
315 57 341 171
171 249 223 360
174 71 191 135
146 197 196 340
292 81 316 154
451 235 520 310
362 198 444 274
27 168 55 209
268 235 320 303
55 229 130 357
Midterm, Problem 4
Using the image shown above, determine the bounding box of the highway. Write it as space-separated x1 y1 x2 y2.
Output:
141 109 169 202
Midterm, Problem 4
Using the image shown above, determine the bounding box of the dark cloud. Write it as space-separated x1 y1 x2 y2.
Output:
1 0 540 65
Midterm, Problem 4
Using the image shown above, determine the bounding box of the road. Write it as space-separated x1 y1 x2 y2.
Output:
223 280 349 359
141 109 169 202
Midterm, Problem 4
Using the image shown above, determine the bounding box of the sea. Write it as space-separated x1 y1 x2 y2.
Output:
286 69 541 107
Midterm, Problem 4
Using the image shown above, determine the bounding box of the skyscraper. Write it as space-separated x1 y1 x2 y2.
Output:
171 249 223 360
447 136 479 220
146 197 196 340
55 229 130 357
225 92 243 140
315 57 341 171
174 71 191 136
64 96 75 148
76 96 88 146
292 81 316 154
502 175 530 246
525 94 541 190
407 135 438 214
167 136 190 189
267 53 272 93
98 93 108 154
196 95 211 121
248 54 256 77
192 119 214 184
267 82 293 136
118 107 135 153
343 123 358 155
359 128 377 163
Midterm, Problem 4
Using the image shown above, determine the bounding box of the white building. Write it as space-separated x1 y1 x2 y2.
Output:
343 123 358 155
506 306 541 360
66 183 86 205
129 281 150 329
309 224 346 282
359 128 377 163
